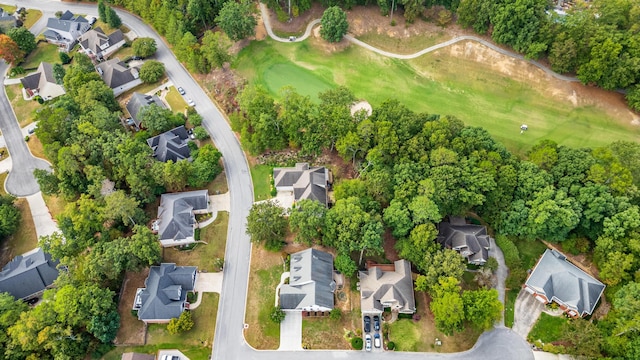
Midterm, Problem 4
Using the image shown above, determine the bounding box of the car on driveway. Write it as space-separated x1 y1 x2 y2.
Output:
177 87 186 95
373 315 380 331
365 334 372 352
363 315 371 333
374 333 381 348
187 98 195 107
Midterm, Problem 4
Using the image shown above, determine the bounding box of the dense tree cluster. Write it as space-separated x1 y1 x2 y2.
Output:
0 195 21 240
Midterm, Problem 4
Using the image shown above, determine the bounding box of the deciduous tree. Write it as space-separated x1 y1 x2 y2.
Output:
7 27 36 55
215 0 256 41
246 201 287 250
131 37 157 58
139 60 165 83
320 6 349 43
0 35 24 65
289 199 327 245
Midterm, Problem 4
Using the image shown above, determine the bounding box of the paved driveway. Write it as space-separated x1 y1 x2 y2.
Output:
194 272 223 293
279 311 302 351
513 289 545 339
25 192 59 238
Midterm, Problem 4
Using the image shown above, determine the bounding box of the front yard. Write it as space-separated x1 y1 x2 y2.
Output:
527 312 567 343
165 86 187 111
5 84 40 127
251 164 273 201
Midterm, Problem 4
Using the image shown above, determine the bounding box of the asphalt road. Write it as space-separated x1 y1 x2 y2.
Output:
8 2 534 359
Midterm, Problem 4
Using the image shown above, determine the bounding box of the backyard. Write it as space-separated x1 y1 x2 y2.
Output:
234 36 640 154
18 42 61 72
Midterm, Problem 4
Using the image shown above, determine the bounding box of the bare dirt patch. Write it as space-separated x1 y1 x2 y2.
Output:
267 2 326 34
115 269 150 345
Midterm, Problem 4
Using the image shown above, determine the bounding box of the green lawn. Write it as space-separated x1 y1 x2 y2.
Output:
388 319 424 351
19 42 60 71
504 288 519 328
0 4 15 13
234 39 640 154
251 164 273 201
112 45 134 60
245 256 283 349
528 312 567 343
165 86 187 111
0 198 37 267
5 84 39 127
22 9 43 29
0 172 7 196
515 239 548 269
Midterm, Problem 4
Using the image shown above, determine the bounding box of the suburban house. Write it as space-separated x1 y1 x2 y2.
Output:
125 92 167 128
436 217 491 265
0 248 60 300
147 126 192 163
279 248 339 312
359 260 416 315
96 58 141 97
133 263 197 323
524 249 605 318
20 62 66 101
153 190 210 247
44 10 91 50
0 8 17 32
78 27 125 61
273 163 332 207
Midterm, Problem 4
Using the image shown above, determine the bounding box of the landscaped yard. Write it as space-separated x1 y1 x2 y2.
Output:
22 9 42 29
0 172 7 195
234 38 640 154
302 308 361 349
387 292 482 352
528 312 567 343
5 84 40 127
26 134 45 160
504 288 519 328
162 211 228 270
165 86 188 111
0 198 37 267
19 42 61 71
205 170 228 195
251 164 273 201
245 246 284 349
514 239 548 269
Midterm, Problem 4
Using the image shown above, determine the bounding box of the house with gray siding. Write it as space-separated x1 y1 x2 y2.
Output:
133 263 197 323
20 62 66 101
153 190 210 247
96 58 141 96
524 249 605 318
78 27 125 60
359 260 415 315
125 92 167 128
279 248 336 312
273 163 331 207
0 248 60 300
436 217 491 265
146 126 192 163
44 10 91 50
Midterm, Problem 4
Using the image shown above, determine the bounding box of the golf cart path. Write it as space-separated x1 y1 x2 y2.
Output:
258 3 579 83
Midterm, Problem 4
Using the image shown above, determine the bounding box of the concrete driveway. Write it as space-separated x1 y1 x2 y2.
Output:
257 191 295 209
512 289 545 339
278 311 302 351
25 192 59 238
194 272 223 293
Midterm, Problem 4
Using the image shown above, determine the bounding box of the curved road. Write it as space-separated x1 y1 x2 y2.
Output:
8 2 533 360
259 3 579 83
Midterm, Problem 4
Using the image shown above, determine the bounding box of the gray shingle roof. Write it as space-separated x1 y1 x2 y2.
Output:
96 57 138 89
273 163 329 206
126 92 167 127
146 126 192 163
43 29 62 40
157 190 209 242
359 260 415 314
79 27 124 56
19 62 66 100
525 249 605 317
280 249 335 310
0 248 60 299
135 263 196 321
437 217 491 264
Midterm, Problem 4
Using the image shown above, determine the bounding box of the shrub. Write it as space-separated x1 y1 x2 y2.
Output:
193 126 209 140
351 337 363 350
330 308 342 320
270 307 286 323
189 112 203 127
495 235 520 267
485 257 499 272
130 309 138 317
167 311 194 334
194 228 201 240
387 341 395 350
24 135 30 142
563 237 590 255
59 51 71 64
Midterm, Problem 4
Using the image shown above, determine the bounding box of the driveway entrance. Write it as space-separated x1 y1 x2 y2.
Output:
278 311 302 351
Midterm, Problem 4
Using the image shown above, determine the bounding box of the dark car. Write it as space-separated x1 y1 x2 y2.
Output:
363 315 371 333
177 87 186 95
373 315 380 331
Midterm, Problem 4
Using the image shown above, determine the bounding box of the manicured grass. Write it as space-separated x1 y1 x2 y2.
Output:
162 212 228 270
357 30 450 55
514 239 548 269
112 44 134 60
234 39 640 154
206 170 228 195
22 9 43 29
0 172 7 195
26 134 45 160
527 312 567 343
92 19 130 35
42 194 69 220
5 84 39 127
251 164 273 201
504 288 519 328
245 246 284 349
19 42 60 71
118 78 167 99
0 4 16 13
0 198 38 267
389 319 423 351
302 313 360 350
165 86 188 111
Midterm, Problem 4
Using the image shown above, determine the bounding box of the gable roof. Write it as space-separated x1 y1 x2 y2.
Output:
157 190 209 242
135 263 196 321
147 126 192 163
280 248 335 310
79 27 124 55
20 62 65 99
437 217 491 264
126 92 167 127
273 163 329 206
525 249 605 317
46 12 88 33
359 260 415 314
97 57 138 89
0 248 60 299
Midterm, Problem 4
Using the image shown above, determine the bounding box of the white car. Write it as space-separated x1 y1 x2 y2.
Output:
374 333 381 348
187 98 195 107
365 334 372 352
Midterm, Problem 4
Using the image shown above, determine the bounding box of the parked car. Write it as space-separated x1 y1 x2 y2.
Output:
365 334 372 352
27 127 36 135
363 315 371 333
177 87 186 95
374 333 381 348
289 36 296 41
187 98 195 107
373 315 380 331
88 16 97 26
187 128 195 140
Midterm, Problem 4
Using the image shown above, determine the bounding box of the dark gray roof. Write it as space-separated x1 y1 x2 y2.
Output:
20 62 56 89
136 263 196 321
20 72 40 90
359 260 415 314
126 92 167 126
525 249 605 317
437 217 491 264
96 58 137 89
157 190 209 242
0 248 60 299
59 10 74 20
273 163 329 206
47 17 82 32
43 29 62 40
79 28 124 55
147 126 192 163
280 248 335 310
